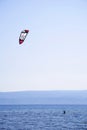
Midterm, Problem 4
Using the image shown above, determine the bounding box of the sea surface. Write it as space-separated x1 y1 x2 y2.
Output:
0 105 87 130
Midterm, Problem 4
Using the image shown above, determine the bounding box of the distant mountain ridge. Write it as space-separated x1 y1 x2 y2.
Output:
0 90 87 105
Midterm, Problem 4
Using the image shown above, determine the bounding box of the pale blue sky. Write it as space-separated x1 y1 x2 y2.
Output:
0 0 87 91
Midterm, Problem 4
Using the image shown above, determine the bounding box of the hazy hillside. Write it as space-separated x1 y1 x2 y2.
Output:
0 90 87 105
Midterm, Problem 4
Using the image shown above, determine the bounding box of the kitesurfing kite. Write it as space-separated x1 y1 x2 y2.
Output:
19 29 29 44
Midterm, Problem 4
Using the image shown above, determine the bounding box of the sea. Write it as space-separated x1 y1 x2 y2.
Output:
0 105 87 130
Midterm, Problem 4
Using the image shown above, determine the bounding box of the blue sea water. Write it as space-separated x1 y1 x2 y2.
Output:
0 105 87 130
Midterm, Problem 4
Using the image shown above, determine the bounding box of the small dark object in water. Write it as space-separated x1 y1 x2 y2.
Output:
63 110 66 114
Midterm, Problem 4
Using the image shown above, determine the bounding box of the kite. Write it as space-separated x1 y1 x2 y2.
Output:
19 29 29 44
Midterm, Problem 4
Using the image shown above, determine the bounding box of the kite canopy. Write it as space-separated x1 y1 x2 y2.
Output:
19 29 29 44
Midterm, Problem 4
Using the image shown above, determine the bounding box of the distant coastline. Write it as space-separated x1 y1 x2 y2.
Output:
0 90 87 105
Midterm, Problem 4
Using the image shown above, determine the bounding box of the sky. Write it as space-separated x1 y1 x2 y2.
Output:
0 0 87 91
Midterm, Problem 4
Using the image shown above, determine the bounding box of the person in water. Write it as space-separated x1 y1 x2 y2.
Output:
63 110 66 114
